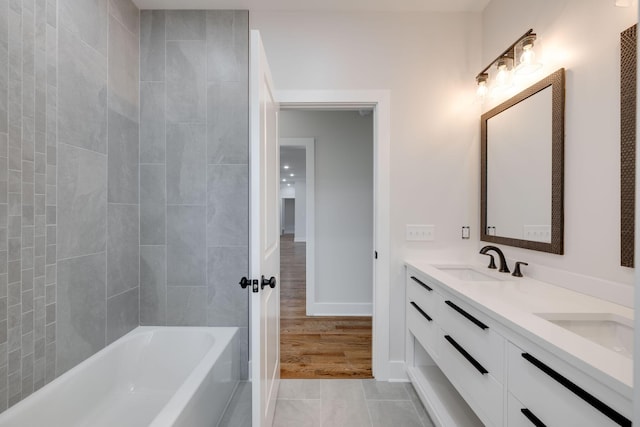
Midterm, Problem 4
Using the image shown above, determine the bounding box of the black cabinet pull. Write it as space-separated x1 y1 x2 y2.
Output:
444 335 488 375
410 276 432 291
521 353 631 427
444 300 489 330
410 302 432 322
520 408 546 427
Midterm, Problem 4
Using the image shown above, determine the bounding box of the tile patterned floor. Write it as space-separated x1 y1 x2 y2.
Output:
219 379 434 427
273 379 434 427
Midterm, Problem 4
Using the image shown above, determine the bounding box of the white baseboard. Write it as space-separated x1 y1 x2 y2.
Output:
387 361 409 382
293 236 306 243
307 302 372 316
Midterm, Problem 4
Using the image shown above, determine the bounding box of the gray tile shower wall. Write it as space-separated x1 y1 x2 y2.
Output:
0 0 140 410
139 10 249 378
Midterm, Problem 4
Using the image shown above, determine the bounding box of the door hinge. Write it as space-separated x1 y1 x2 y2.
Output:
375 251 378 259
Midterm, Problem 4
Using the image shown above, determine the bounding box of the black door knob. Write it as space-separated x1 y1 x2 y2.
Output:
261 276 276 290
239 277 250 289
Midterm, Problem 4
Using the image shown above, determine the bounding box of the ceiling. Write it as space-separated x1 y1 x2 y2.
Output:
133 0 490 12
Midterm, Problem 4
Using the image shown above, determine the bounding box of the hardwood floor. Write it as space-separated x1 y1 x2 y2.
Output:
280 234 372 379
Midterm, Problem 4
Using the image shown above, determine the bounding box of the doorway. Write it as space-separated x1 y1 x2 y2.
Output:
278 110 374 378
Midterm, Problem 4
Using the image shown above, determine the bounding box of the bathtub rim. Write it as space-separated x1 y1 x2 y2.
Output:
148 326 239 426
0 326 240 425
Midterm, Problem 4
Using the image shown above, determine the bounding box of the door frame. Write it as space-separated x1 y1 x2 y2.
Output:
280 138 316 316
277 90 391 380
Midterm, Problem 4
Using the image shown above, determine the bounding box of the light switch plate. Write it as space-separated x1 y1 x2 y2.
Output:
406 225 435 241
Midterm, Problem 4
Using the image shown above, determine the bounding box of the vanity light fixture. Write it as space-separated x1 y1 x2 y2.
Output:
476 73 489 99
475 29 542 99
515 34 542 75
494 55 514 89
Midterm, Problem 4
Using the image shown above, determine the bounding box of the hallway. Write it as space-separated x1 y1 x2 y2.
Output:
280 235 373 378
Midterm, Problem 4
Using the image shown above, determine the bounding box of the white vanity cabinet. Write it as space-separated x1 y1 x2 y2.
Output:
407 275 441 358
507 342 631 427
437 297 504 427
405 264 633 427
405 269 499 427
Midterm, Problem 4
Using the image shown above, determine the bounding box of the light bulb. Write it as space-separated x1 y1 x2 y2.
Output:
495 64 509 86
515 35 542 76
476 73 489 100
476 81 488 98
283 165 290 169
289 173 294 177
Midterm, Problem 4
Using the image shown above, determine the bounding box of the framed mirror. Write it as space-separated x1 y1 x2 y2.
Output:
620 24 636 268
481 68 565 254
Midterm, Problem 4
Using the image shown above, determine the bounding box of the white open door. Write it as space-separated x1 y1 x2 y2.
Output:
249 30 280 427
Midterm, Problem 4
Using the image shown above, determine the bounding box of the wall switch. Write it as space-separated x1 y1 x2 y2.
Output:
406 225 435 241
461 226 470 239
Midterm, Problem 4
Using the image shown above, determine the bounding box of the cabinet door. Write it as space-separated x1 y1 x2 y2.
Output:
406 270 438 315
508 343 631 427
439 296 505 383
407 298 439 359
508 393 549 427
438 331 503 427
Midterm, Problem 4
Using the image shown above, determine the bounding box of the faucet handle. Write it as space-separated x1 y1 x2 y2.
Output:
484 254 497 269
512 262 528 277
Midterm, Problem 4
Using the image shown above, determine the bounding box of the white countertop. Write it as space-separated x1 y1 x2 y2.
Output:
405 260 634 398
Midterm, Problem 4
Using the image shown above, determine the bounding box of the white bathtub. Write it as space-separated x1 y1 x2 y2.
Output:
0 326 241 427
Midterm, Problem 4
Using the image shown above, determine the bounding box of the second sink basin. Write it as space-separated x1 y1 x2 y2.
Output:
535 312 633 358
435 266 502 282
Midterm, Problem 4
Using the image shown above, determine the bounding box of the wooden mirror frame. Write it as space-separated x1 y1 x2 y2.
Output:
481 68 565 254
620 24 636 268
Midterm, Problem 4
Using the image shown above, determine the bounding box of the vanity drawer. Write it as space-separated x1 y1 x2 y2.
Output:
507 343 631 427
406 271 438 315
508 393 549 427
439 296 504 383
438 331 503 427
407 299 439 359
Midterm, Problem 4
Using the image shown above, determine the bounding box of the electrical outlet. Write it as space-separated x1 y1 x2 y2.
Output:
406 225 435 241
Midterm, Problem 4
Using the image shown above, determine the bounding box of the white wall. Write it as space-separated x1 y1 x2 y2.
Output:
280 185 295 234
294 180 307 241
251 11 482 364
280 110 374 310
283 198 296 234
479 0 636 293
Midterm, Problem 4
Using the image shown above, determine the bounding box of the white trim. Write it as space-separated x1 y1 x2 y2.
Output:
388 361 409 382
277 89 391 381
280 138 316 317
309 303 373 317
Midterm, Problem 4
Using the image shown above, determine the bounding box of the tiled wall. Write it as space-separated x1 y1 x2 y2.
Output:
0 0 140 409
139 10 249 377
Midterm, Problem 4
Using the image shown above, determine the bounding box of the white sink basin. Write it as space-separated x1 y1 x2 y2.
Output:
536 312 633 359
435 266 502 282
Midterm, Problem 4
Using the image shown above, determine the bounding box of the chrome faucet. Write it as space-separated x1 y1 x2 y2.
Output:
479 246 510 273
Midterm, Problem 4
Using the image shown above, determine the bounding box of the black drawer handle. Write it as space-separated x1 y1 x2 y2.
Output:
521 353 631 427
410 302 432 322
444 335 488 375
410 276 432 291
521 408 546 427
444 300 489 330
